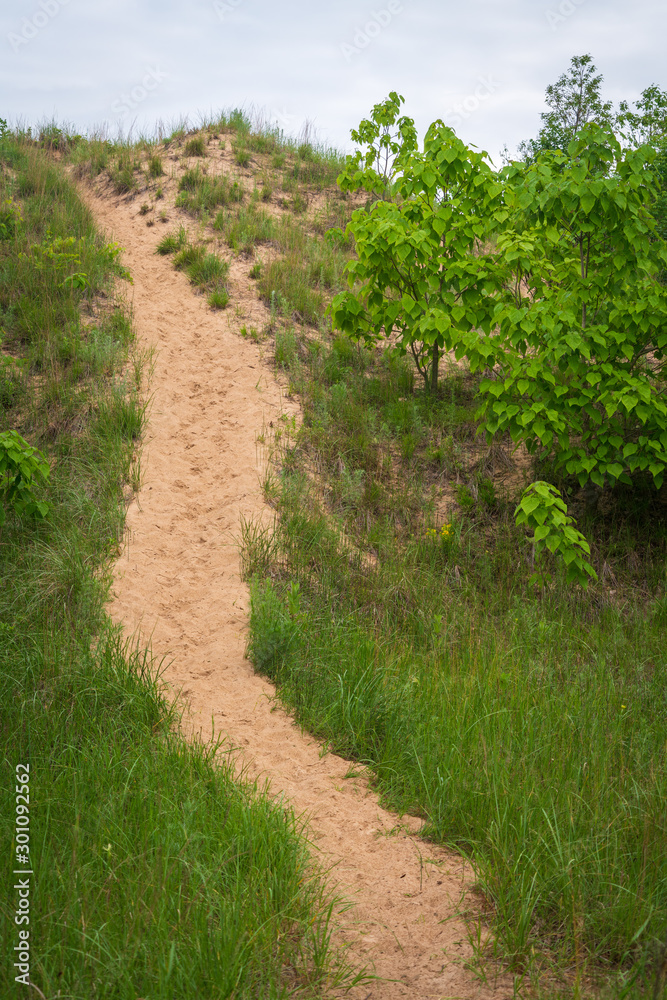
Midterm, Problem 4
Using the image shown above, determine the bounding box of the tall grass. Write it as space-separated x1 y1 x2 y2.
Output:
176 166 244 215
0 135 358 998
243 328 667 996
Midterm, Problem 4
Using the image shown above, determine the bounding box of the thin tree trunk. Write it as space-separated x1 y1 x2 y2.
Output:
430 343 440 393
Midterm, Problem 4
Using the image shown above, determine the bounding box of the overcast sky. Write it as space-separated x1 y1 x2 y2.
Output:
2 0 665 164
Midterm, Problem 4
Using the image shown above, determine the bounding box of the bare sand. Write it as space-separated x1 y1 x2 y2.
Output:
82 175 514 999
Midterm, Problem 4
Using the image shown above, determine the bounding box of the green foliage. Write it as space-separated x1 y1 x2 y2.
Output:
517 53 615 161
477 125 667 490
109 152 137 193
0 197 23 239
0 429 50 524
234 145 250 168
174 243 228 288
331 93 507 392
215 203 275 253
617 83 667 149
515 481 597 588
158 231 229 308
258 258 324 325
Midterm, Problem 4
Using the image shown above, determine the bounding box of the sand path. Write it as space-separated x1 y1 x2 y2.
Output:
84 181 512 1000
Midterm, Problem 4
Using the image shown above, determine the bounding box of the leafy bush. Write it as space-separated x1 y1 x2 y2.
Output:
515 481 597 588
0 429 50 524
476 125 667 491
0 197 23 239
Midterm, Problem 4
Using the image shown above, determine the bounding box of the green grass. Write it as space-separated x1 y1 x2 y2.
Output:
208 287 230 309
242 329 667 996
234 144 251 168
215 203 276 254
148 151 164 177
176 167 244 216
184 134 207 157
109 150 138 193
0 134 357 999
155 225 187 255
258 258 324 326
173 241 229 289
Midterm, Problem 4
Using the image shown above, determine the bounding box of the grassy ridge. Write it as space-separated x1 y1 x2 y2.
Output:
0 137 356 998
243 329 667 996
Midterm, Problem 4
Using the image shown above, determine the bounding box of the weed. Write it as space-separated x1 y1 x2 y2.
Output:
174 244 228 288
292 192 308 214
208 288 229 309
184 134 207 157
216 204 275 254
147 152 164 177
139 203 151 216
176 167 243 216
258 259 324 324
258 173 274 201
109 152 137 193
234 145 251 168
155 226 187 255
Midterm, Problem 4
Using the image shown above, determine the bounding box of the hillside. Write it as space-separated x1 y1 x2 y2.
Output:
2 110 666 998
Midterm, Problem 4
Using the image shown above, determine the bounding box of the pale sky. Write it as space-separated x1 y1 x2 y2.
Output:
2 0 665 164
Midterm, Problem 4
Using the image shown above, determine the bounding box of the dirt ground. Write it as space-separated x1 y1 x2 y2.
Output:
83 172 515 999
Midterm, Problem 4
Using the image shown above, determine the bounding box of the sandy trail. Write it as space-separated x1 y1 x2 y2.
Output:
84 180 512 1000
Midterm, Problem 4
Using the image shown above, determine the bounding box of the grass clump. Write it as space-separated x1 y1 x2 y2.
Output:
234 145 251 168
174 243 228 287
208 287 230 309
160 232 230 309
109 150 137 193
183 134 207 157
258 258 324 325
215 203 276 254
147 151 164 177
176 167 243 216
155 225 187 255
